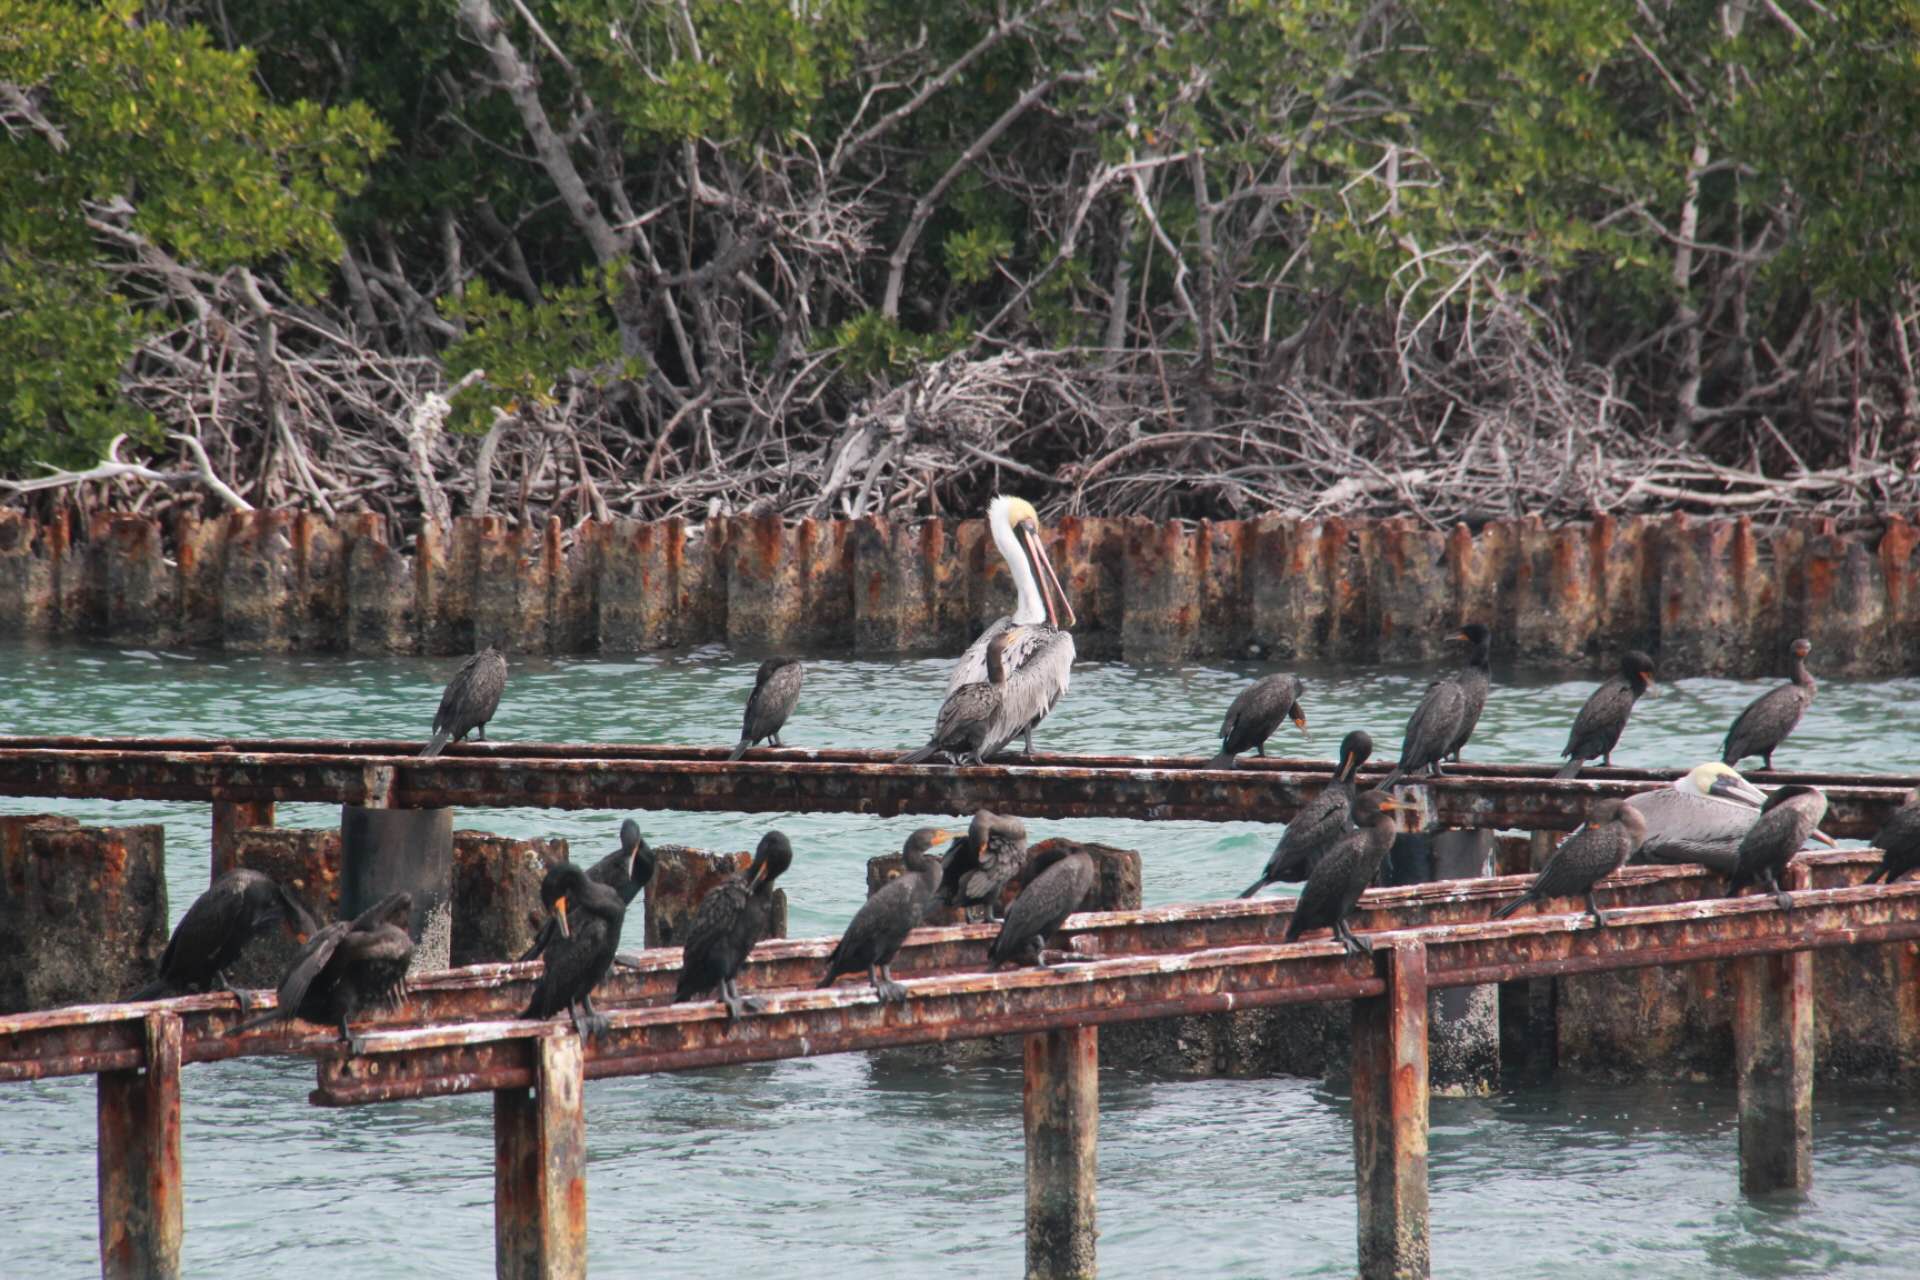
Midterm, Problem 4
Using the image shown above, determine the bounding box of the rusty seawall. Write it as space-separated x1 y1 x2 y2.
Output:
1 509 1914 675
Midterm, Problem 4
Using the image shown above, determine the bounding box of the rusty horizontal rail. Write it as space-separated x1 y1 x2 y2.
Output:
0 851 1891 1087
0 737 1906 834
309 880 1920 1105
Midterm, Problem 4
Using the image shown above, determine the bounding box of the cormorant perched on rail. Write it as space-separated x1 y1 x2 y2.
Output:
674 831 793 1018
899 629 1022 765
820 827 953 1002
947 496 1076 758
522 862 628 1037
421 645 507 757
1556 651 1657 778
729 657 804 760
1379 624 1492 789
1284 790 1404 955
1492 800 1649 928
518 821 652 959
519 819 653 963
1728 785 1835 910
938 809 1030 921
1722 638 1816 772
229 893 414 1056
1241 729 1373 896
1211 673 1309 769
1626 763 1769 874
987 843 1095 970
1865 788 1920 885
133 869 319 1011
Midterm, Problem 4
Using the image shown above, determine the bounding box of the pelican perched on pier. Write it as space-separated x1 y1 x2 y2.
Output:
947 496 1076 758
1626 762 1769 875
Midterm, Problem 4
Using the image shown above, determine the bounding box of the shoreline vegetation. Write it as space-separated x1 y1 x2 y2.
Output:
1 1 1915 532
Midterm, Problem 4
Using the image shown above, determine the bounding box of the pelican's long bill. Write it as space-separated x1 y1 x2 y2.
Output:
1015 519 1075 630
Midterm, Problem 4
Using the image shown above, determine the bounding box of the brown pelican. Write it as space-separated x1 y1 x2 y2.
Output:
1626 763 1772 875
947 496 1075 758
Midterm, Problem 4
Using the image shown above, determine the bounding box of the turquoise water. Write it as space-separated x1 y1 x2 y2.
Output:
1 642 1916 1276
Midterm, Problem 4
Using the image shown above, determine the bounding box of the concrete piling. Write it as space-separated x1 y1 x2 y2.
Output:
96 1011 182 1280
0 509 1912 671
0 817 167 1014
1351 942 1430 1280
494 1033 588 1280
1024 1024 1098 1280
451 831 570 967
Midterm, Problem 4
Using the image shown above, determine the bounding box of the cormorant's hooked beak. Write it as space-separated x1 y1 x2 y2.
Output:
1292 712 1311 741
1377 799 1406 813
748 861 770 891
1340 749 1357 775
1016 519 1075 630
554 896 571 938
1445 629 1468 644
1811 829 1838 848
930 830 954 847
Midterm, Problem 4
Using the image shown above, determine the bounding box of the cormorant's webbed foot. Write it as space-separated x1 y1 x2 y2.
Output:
873 966 908 1003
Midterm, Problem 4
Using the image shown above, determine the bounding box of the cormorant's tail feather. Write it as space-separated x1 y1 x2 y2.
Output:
1378 765 1406 792
727 740 750 762
896 743 940 765
420 730 451 759
1209 753 1237 771
1238 876 1269 900
1555 759 1583 779
228 1007 285 1038
1491 895 1528 921
1863 866 1887 885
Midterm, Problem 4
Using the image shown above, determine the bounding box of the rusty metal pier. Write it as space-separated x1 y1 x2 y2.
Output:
1 734 1912 839
4 732 1917 1278
4 849 1917 1279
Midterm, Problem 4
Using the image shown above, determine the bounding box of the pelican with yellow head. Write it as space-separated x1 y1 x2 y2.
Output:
942 495 1077 758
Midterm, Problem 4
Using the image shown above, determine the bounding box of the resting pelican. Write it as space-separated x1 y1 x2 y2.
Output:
1625 762 1771 875
947 496 1075 758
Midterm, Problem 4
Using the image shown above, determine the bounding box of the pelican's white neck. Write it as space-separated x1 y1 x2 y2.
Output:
989 498 1046 625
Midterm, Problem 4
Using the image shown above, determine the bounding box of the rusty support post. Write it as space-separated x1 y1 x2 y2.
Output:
1352 942 1430 1280
210 799 274 880
1024 1024 1097 1280
97 1012 182 1279
1733 947 1813 1195
495 1034 587 1280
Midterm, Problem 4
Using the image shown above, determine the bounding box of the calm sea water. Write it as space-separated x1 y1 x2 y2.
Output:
1 642 1915 1277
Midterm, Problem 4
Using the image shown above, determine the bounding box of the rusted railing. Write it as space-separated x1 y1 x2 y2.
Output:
0 735 1909 835
5 857 1914 1280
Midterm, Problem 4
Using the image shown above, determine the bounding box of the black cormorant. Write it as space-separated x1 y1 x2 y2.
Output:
729 657 805 760
1211 673 1309 769
228 892 414 1055
819 827 953 1001
986 844 1095 970
673 831 793 1018
1722 638 1815 772
1556 650 1656 778
1492 800 1649 927
519 819 654 963
1241 729 1373 896
422 645 508 757
899 629 1021 765
1865 788 1920 885
522 862 628 1037
133 869 318 1010
1728 785 1834 910
1379 624 1491 789
1283 790 1405 954
937 808 1031 921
